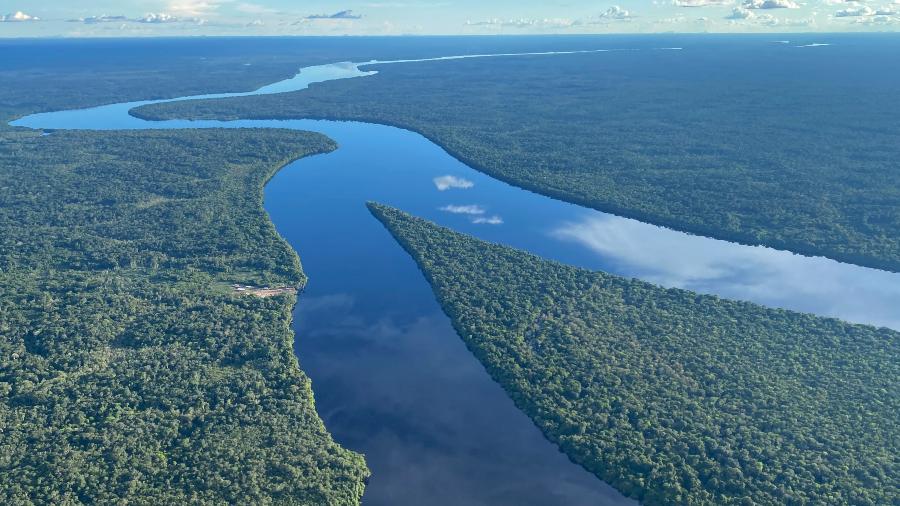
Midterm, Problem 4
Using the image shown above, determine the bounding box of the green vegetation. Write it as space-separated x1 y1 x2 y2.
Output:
138 43 900 272
0 129 368 503
368 202 899 505
0 36 608 125
0 41 310 127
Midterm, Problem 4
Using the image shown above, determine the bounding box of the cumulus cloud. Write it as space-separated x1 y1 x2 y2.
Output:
576 6 636 23
433 175 474 191
0 11 39 22
305 10 362 20
136 13 202 23
236 3 278 14
67 12 207 24
466 17 576 28
674 0 733 7
834 3 898 23
67 15 128 24
472 215 504 225
835 5 875 15
834 4 896 16
755 13 781 23
727 6 756 18
852 13 898 23
439 204 486 215
168 0 222 16
596 6 635 19
467 7 634 28
743 0 800 8
654 15 688 23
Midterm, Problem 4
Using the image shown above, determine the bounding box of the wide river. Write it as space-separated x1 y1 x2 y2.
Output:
12 48 900 505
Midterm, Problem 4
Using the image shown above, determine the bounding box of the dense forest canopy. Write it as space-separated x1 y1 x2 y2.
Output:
0 129 369 503
138 37 900 272
4 36 898 504
369 202 899 505
0 35 663 125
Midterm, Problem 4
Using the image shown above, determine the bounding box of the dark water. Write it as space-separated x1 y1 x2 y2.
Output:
265 122 634 504
11 36 900 505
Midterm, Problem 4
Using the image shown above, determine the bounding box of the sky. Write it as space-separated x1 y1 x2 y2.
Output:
0 0 898 36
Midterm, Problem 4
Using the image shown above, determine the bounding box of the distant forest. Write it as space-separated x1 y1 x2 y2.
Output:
0 129 368 503
138 41 900 272
370 202 899 506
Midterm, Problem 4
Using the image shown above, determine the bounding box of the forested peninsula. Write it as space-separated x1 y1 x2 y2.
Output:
369 202 899 506
0 129 368 503
136 46 900 272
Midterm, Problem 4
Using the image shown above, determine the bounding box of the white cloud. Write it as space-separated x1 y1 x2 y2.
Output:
835 4 897 16
68 15 128 24
835 4 875 15
433 175 474 191
136 13 202 23
466 17 576 28
439 204 486 215
744 0 800 8
472 215 504 225
853 13 899 23
168 0 224 17
466 7 634 29
743 12 815 24
674 0 733 7
67 13 212 25
305 10 362 20
727 7 756 17
0 11 39 22
597 6 635 19
655 15 689 23
236 3 278 14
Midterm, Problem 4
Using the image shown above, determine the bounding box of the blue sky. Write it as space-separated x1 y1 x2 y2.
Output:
1 0 897 36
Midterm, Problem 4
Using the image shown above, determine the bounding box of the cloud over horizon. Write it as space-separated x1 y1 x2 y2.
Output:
305 10 362 20
66 12 204 24
674 0 734 7
2 0 897 35
466 6 636 29
744 0 800 9
1 11 39 22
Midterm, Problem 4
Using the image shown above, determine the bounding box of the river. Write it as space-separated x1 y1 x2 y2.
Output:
11 47 900 505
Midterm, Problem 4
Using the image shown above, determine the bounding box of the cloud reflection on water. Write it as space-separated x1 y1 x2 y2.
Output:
293 292 632 506
439 204 485 215
433 175 475 191
551 213 900 330
473 215 504 225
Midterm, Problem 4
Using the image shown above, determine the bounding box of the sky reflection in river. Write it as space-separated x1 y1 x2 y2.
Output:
14 54 899 332
11 44 900 505
548 213 900 329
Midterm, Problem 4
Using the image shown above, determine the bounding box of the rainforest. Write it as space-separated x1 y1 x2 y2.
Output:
2 33 898 506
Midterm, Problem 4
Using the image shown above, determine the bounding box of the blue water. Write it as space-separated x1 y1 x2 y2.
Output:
11 39 900 505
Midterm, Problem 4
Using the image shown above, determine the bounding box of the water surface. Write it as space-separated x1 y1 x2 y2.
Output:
11 40 900 505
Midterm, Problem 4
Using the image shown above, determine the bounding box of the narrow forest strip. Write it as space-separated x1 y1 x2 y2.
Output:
368 202 899 506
